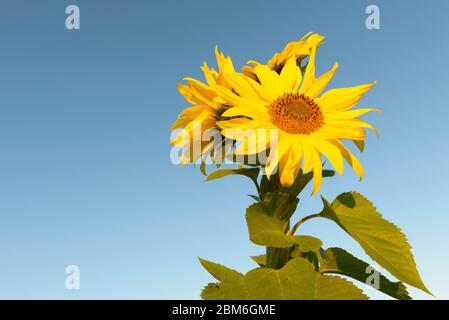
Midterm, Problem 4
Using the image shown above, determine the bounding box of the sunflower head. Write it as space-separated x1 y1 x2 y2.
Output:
218 43 379 194
171 34 379 195
170 48 235 164
243 32 325 80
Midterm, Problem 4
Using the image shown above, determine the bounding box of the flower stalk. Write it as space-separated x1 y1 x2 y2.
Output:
288 213 321 236
266 246 290 269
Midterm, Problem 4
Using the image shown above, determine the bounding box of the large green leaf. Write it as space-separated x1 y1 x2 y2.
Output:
315 275 368 300
201 257 368 300
201 283 225 300
320 192 430 294
201 279 249 300
199 258 249 299
290 236 323 268
245 258 316 299
319 247 411 300
246 193 298 247
219 275 249 299
198 257 242 281
246 208 292 247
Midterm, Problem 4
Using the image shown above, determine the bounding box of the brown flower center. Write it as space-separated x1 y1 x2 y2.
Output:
268 93 323 135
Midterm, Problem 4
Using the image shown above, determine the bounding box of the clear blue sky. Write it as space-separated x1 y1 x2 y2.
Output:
0 0 448 299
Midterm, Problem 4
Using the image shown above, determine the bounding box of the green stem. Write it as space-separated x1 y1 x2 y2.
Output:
266 217 290 269
288 213 321 236
266 246 290 269
266 213 321 268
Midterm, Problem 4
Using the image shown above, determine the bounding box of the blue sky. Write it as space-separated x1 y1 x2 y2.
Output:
0 0 448 299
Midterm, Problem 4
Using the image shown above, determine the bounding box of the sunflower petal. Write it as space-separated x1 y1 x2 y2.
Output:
311 150 323 195
299 45 317 94
331 140 364 179
254 65 282 100
325 108 381 120
227 73 270 102
305 62 338 98
280 56 302 93
313 138 344 175
317 82 376 112
201 62 217 87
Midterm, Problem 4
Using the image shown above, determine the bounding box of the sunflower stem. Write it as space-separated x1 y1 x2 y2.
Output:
266 217 290 269
288 213 321 236
266 246 290 269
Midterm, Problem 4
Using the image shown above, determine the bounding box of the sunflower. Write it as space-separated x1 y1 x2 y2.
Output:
171 48 235 164
217 45 379 193
243 32 325 80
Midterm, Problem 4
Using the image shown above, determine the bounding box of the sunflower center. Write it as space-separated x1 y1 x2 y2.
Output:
268 93 323 135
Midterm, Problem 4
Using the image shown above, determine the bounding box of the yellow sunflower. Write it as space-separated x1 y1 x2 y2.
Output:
171 48 235 164
217 45 379 193
243 32 325 80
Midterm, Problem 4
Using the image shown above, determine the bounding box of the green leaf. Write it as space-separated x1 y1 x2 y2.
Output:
220 275 249 299
315 275 368 300
248 194 260 201
206 167 260 192
262 192 299 220
284 169 335 198
246 193 298 248
201 257 370 300
199 258 249 299
198 257 242 281
290 235 323 268
245 258 316 299
202 279 249 300
201 283 225 300
246 207 292 247
259 174 278 197
320 192 430 294
292 235 323 253
319 247 411 300
250 254 266 267
206 167 259 183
